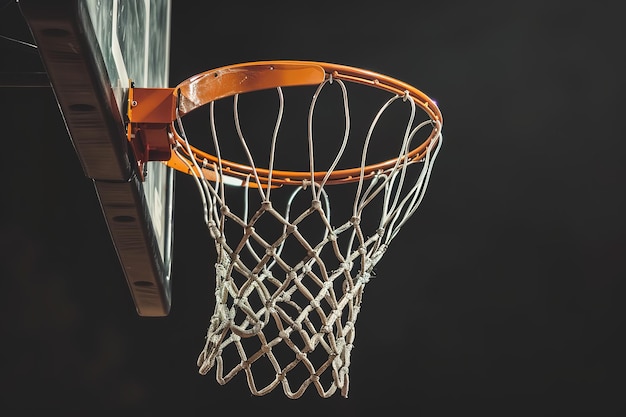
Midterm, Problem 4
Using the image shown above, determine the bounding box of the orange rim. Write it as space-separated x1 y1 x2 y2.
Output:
168 60 442 187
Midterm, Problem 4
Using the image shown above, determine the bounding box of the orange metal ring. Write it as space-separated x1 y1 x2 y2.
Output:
168 60 443 187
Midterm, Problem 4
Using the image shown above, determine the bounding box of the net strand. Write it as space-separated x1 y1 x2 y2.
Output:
309 76 352 198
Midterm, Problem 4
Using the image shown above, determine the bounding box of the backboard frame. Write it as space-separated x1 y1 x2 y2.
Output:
19 0 174 316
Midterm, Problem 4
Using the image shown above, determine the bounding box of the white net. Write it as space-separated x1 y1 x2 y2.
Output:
173 74 442 398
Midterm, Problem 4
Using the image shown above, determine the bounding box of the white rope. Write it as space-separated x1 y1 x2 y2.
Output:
176 75 443 399
308 77 352 199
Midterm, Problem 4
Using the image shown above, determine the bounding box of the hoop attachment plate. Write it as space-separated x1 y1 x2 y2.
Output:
126 83 176 180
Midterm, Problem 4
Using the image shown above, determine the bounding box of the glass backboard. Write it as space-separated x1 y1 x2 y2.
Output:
20 0 174 316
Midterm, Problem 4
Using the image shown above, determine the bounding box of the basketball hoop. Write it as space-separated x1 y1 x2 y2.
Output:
128 61 443 398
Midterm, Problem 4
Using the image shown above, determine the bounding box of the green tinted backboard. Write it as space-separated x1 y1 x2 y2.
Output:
20 0 174 316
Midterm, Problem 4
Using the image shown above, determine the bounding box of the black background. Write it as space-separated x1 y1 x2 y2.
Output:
1 0 625 415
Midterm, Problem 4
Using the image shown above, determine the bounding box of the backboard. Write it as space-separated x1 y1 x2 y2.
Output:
20 0 174 316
